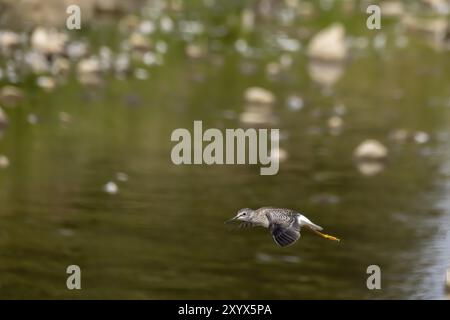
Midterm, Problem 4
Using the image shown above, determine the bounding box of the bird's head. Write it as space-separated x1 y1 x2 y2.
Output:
225 208 255 223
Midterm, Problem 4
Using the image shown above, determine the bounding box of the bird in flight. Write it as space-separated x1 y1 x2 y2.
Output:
225 207 340 247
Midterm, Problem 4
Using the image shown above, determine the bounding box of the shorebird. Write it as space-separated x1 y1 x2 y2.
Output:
225 207 340 247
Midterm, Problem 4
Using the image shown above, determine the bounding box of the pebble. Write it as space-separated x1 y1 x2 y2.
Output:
353 140 388 161
244 87 275 105
36 76 56 92
413 131 430 144
307 24 348 62
0 86 24 107
104 181 119 194
27 113 39 125
0 155 9 169
286 95 304 111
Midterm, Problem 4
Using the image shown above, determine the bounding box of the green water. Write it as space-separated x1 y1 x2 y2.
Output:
1 2 450 299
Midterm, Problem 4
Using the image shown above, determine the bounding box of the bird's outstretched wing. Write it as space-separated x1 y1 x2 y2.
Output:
266 213 300 247
238 222 255 229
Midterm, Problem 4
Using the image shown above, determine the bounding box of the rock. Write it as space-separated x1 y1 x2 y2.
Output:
413 131 430 144
51 57 71 76
286 95 304 111
31 27 67 56
66 41 88 60
0 86 24 107
95 0 125 14
354 140 388 161
134 68 149 80
25 51 50 74
0 107 8 129
27 113 39 125
104 181 118 194
139 20 155 35
160 16 174 33
36 76 56 92
78 57 101 74
0 155 9 169
186 44 206 59
402 15 448 44
380 1 405 17
129 32 150 52
244 87 275 105
115 53 130 74
266 62 281 78
9 0 95 29
327 116 343 134
59 112 72 124
307 24 348 62
77 57 101 86
119 15 140 33
241 8 255 33
0 31 21 54
422 0 450 15
276 36 301 52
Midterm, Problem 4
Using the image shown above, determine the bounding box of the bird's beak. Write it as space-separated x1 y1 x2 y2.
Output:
224 216 238 224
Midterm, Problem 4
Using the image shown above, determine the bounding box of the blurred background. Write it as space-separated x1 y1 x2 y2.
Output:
0 0 450 299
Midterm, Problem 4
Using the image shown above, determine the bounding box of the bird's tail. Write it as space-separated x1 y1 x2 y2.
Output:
311 228 341 242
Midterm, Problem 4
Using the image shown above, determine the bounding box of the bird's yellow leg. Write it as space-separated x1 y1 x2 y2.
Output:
311 229 341 242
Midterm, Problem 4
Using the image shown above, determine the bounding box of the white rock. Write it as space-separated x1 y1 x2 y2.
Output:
307 24 348 62
286 95 304 111
380 1 404 17
27 113 39 125
129 32 150 51
59 112 72 124
0 154 9 169
328 116 343 129
413 131 430 144
354 140 388 160
186 44 206 59
36 76 56 92
0 86 24 107
77 57 101 75
134 68 149 80
160 16 174 33
66 41 88 60
244 87 275 105
241 8 255 32
31 27 67 55
139 20 155 35
25 51 50 74
0 31 21 53
77 57 101 85
104 181 118 194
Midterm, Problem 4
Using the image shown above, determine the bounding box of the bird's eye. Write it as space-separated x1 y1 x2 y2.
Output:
243 213 246 216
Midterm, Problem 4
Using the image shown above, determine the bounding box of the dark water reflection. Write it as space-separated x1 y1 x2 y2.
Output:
1 29 450 299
